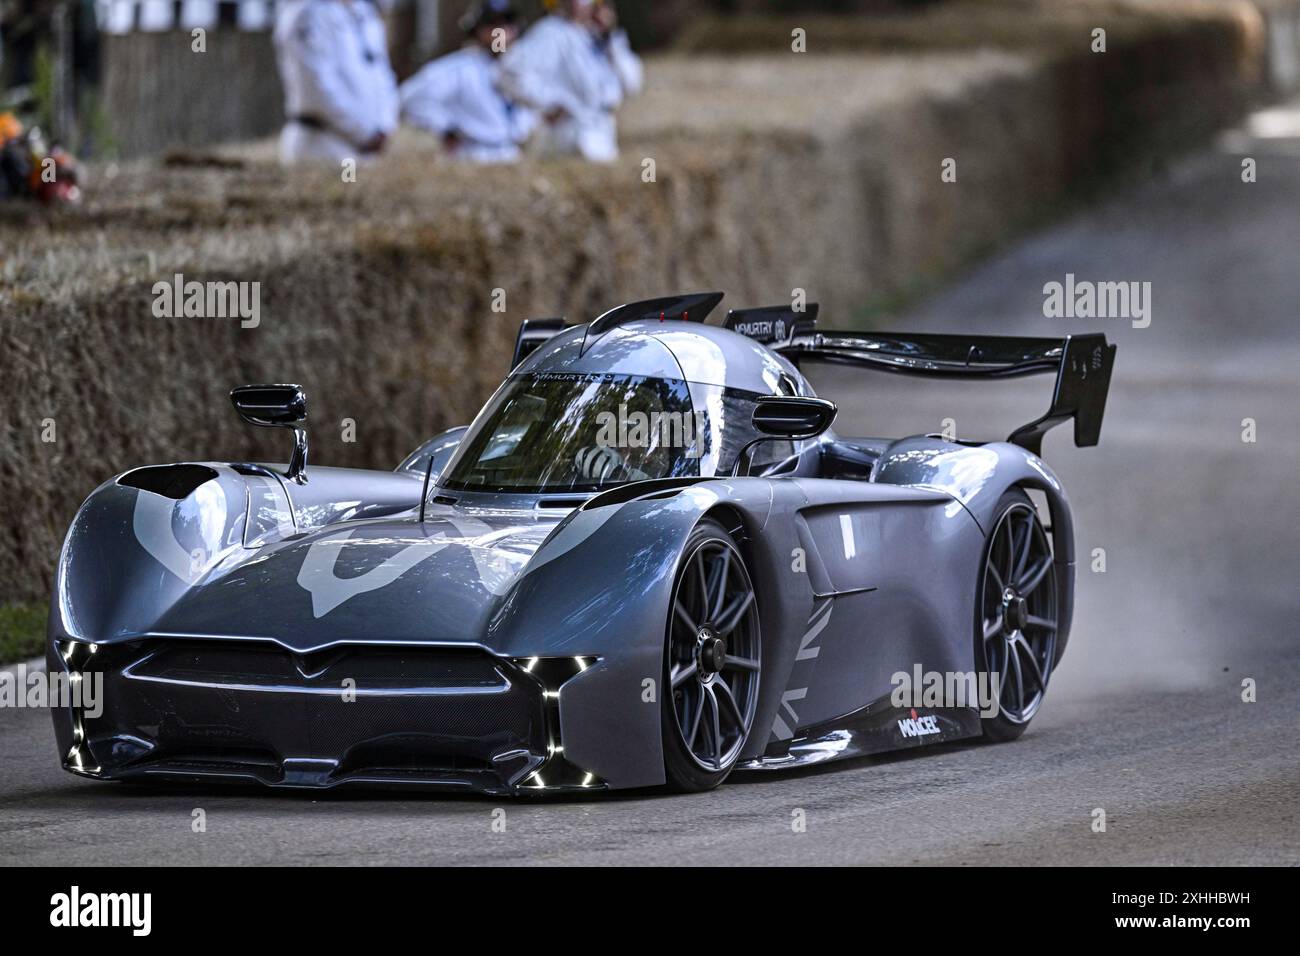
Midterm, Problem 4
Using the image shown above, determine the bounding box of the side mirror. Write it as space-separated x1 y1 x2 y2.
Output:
730 396 837 477
230 384 309 483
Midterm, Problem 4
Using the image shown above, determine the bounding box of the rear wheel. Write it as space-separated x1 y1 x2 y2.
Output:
662 519 762 792
977 490 1059 742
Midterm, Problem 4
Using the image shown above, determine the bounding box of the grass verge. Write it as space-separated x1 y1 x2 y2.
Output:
0 603 47 665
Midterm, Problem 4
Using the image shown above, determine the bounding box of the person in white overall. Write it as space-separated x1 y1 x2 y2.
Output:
400 0 537 164
273 0 399 164
499 0 643 162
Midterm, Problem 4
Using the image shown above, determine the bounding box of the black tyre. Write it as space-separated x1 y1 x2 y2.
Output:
976 489 1059 742
661 519 762 792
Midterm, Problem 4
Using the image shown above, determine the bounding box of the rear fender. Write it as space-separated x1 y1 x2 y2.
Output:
872 436 1076 657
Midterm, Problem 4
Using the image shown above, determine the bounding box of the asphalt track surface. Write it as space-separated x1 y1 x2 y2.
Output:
2 111 1298 866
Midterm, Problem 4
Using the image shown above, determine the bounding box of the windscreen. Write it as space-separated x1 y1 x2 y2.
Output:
442 372 715 493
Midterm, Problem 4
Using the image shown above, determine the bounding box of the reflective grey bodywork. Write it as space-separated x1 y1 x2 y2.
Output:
49 317 1082 794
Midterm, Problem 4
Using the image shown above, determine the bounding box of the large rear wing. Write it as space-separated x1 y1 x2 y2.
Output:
773 325 1117 456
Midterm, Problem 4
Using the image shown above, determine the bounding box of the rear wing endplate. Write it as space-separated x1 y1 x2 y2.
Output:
724 303 819 344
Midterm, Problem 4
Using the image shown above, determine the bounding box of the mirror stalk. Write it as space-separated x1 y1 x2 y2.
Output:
288 426 308 484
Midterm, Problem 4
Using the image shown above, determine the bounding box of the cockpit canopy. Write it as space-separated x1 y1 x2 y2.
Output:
441 370 800 493
443 315 817 494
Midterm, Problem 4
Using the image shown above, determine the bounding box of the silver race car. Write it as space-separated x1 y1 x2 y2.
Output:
49 292 1115 794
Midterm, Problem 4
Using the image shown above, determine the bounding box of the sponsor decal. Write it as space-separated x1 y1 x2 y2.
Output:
731 316 789 344
897 708 941 739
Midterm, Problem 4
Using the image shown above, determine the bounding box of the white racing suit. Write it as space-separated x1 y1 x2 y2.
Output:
499 15 643 162
273 0 399 164
400 46 538 164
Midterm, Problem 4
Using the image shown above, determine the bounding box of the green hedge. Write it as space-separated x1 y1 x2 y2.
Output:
0 603 47 665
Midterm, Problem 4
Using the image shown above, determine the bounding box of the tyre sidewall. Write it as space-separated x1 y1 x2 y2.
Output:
976 489 1042 743
661 518 747 792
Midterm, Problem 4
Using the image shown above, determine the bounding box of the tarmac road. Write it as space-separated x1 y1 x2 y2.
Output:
2 109 1298 866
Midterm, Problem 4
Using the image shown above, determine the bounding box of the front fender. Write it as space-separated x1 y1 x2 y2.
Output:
50 462 425 648
487 479 775 789
51 466 256 648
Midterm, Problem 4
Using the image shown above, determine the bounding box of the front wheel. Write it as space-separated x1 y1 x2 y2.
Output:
661 519 762 792
976 490 1059 742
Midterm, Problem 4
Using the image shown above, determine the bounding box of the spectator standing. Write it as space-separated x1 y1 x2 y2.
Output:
400 0 536 164
273 0 399 164
499 0 642 162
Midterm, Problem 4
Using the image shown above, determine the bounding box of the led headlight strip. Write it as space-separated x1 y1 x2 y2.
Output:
56 640 101 775
513 656 602 790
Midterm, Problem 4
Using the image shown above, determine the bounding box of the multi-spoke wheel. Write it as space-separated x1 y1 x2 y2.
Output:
977 490 1058 742
662 519 762 791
